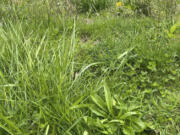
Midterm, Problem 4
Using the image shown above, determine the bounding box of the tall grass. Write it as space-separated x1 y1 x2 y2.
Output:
0 13 81 134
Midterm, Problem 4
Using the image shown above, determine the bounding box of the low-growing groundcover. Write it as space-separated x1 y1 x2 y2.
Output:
0 0 180 135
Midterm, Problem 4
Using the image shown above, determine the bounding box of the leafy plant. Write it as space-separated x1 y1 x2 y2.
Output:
71 81 149 135
167 21 180 38
69 0 113 13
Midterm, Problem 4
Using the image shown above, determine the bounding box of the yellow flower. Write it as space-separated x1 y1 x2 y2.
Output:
116 2 122 7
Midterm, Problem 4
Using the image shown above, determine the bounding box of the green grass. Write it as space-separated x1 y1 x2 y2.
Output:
0 1 180 135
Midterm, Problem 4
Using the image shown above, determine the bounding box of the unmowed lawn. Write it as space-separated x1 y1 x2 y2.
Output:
0 1 180 135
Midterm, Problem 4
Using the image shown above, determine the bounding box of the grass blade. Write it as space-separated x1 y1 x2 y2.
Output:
44 125 49 135
0 123 14 135
0 113 22 134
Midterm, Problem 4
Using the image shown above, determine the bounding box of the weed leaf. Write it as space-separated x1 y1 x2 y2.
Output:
120 112 139 119
104 81 113 115
70 104 93 110
123 126 135 135
89 105 107 117
91 94 106 111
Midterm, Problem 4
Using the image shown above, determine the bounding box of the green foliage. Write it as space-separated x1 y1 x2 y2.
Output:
120 0 176 18
0 1 180 135
167 22 180 38
122 0 151 16
71 81 149 135
69 0 113 13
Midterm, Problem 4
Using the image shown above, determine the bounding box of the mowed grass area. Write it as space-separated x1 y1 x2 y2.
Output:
0 1 180 135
